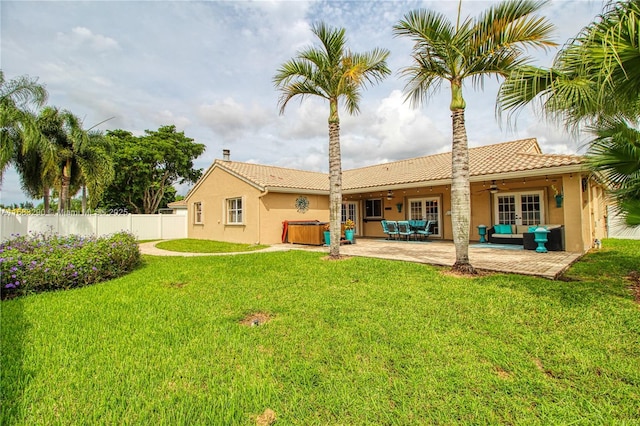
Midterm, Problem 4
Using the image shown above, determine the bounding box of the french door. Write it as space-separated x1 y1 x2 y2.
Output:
408 197 441 237
494 191 544 225
341 202 358 233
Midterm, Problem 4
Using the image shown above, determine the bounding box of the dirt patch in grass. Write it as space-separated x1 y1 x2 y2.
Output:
255 408 277 426
166 281 188 288
533 357 559 379
627 271 640 304
322 255 352 261
495 366 512 380
240 312 272 327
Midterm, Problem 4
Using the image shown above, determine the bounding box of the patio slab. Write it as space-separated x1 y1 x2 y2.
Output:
286 239 584 279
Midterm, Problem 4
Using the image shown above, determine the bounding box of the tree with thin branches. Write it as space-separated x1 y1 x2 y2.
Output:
274 22 390 258
394 0 556 273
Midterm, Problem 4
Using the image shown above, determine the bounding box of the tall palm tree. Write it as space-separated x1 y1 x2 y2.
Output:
76 130 114 212
31 106 90 212
498 0 640 224
274 22 390 258
0 70 48 180
394 0 556 273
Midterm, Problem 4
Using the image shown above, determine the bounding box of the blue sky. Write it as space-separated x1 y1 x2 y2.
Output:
1 0 604 205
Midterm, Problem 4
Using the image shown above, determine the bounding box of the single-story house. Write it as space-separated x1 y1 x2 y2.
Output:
165 200 188 215
184 139 608 253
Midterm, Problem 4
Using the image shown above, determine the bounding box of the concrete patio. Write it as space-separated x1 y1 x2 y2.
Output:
139 238 584 280
328 239 583 279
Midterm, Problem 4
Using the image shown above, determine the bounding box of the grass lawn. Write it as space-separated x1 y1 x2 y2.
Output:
154 238 268 253
1 239 639 425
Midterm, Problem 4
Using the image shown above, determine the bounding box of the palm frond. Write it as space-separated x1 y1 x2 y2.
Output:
274 21 389 117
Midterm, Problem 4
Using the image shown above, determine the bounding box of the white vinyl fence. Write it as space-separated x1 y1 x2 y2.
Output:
607 206 640 240
0 212 187 242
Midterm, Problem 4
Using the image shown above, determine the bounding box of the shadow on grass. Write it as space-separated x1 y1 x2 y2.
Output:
0 297 30 423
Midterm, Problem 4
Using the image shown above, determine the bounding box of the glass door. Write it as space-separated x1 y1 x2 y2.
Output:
408 197 441 237
341 202 358 233
494 191 544 225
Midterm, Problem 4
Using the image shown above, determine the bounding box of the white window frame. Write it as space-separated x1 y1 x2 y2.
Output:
226 197 244 225
194 202 203 224
408 196 442 237
341 202 358 233
493 190 545 226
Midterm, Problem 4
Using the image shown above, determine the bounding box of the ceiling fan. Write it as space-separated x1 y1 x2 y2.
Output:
477 180 508 194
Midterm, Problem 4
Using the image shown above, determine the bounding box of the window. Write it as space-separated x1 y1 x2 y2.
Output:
365 198 382 218
194 202 203 224
227 197 243 224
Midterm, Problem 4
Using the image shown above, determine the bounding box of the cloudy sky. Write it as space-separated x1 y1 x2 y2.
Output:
1 0 604 205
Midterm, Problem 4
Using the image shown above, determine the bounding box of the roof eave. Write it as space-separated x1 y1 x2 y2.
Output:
263 187 328 195
469 164 586 182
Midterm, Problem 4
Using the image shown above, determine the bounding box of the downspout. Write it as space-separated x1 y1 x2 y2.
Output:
258 188 269 244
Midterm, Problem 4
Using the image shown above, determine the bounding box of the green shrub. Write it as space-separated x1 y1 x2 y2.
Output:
1 232 141 298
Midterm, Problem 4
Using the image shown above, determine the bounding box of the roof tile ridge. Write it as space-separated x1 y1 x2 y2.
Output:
345 151 450 172
223 159 328 176
516 151 583 159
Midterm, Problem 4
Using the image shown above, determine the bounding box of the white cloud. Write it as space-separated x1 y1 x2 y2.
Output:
0 0 606 203
57 26 120 52
197 98 272 141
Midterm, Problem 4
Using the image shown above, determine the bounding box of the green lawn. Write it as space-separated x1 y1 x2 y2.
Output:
2 239 639 424
154 238 268 253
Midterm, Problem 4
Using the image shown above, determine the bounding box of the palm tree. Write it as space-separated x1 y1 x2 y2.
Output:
76 130 114 212
274 22 390 258
30 106 91 212
498 0 640 224
499 1 640 128
587 118 640 225
394 0 556 273
0 70 48 180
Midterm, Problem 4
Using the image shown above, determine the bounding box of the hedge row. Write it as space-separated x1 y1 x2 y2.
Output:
1 232 141 299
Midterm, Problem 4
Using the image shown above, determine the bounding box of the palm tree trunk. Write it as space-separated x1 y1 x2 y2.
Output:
81 185 87 214
43 184 50 214
59 159 71 213
328 99 343 259
451 108 476 274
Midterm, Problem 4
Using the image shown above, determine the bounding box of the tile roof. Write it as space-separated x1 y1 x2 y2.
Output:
167 200 187 208
344 138 583 190
217 161 329 192
195 138 584 194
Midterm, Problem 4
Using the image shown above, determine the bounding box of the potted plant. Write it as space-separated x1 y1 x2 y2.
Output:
323 222 331 245
344 219 355 242
551 185 563 207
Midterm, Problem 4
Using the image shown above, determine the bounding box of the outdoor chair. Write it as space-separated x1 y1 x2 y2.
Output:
416 220 433 240
381 220 391 239
409 220 426 231
385 220 399 239
397 221 415 240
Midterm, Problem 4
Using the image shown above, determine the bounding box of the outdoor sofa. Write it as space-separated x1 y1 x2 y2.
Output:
488 224 565 251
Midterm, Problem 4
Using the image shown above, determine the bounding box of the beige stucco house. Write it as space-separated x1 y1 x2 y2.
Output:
184 139 608 253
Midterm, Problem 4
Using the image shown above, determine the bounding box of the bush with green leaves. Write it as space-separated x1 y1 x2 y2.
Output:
1 232 141 298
